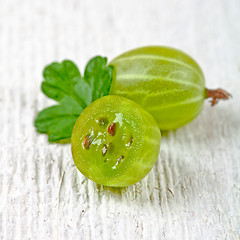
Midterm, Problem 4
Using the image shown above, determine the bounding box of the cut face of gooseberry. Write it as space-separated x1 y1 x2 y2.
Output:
71 95 161 187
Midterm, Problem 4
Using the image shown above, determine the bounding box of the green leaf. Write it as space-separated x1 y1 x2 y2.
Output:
35 57 113 143
84 56 113 101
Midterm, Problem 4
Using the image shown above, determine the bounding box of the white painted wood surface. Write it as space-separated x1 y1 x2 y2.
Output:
0 0 239 239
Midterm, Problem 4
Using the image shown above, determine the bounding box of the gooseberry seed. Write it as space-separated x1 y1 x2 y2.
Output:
108 123 116 136
126 136 133 147
83 135 92 149
99 117 108 126
117 155 124 163
102 144 108 156
112 155 125 169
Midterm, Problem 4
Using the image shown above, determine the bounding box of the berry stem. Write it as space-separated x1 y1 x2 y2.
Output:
205 88 232 106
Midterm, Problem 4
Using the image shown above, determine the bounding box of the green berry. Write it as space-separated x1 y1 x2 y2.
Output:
109 46 206 130
71 95 161 187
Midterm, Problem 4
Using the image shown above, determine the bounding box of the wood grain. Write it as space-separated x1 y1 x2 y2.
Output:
0 0 239 239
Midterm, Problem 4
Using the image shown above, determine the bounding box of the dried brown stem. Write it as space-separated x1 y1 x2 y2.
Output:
206 88 232 106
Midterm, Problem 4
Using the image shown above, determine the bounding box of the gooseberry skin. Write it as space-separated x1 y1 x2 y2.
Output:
109 46 206 130
71 95 161 187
